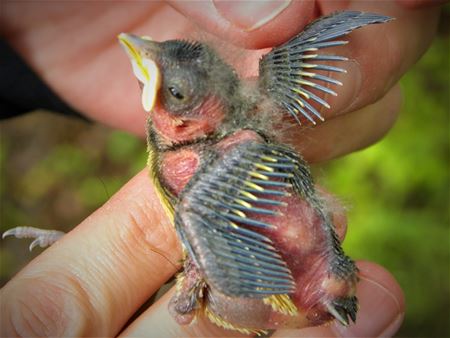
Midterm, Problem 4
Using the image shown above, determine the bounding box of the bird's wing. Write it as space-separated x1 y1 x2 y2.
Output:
259 11 392 124
175 141 316 299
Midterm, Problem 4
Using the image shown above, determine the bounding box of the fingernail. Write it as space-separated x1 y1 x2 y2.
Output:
332 275 404 337
213 0 291 31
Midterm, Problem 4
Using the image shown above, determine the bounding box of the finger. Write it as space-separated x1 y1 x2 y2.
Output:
396 0 448 9
292 84 402 163
272 261 405 337
121 261 404 338
1 2 194 137
314 0 440 119
1 170 182 337
166 0 318 49
121 287 251 338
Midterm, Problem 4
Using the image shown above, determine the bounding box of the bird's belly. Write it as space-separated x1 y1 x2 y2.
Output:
205 192 352 329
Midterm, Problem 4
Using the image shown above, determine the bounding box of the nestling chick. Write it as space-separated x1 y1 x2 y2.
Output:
117 11 392 334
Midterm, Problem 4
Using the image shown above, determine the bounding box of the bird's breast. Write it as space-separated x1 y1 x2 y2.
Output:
159 148 200 196
159 130 264 196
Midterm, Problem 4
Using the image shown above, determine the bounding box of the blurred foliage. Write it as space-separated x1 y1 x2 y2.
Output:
1 15 449 338
0 115 148 284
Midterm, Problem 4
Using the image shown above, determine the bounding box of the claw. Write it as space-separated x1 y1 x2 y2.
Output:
2 228 17 239
2 226 65 251
326 302 349 326
326 296 358 326
29 238 45 252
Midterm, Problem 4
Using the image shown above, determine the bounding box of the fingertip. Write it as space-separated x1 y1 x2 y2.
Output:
331 261 405 337
357 261 405 311
167 0 316 49
122 287 250 338
395 0 448 9
273 325 336 337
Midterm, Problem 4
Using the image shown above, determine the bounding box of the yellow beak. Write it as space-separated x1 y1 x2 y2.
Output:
118 33 161 112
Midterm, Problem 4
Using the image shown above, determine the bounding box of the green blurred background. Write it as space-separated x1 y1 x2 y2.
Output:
1 11 448 338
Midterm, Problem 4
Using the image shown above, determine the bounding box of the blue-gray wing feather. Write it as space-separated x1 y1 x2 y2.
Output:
259 11 392 124
175 142 316 297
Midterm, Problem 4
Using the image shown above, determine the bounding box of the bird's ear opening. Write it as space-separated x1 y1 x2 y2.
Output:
118 33 162 112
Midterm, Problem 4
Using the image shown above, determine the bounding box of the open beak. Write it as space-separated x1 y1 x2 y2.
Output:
118 33 161 112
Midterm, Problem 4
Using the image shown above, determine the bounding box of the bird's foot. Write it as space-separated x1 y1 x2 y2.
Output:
2 226 65 251
325 296 359 327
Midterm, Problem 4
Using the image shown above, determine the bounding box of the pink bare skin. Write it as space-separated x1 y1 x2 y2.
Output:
152 96 225 147
1 1 444 337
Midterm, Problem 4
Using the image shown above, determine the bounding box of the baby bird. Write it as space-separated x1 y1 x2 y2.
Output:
117 11 391 334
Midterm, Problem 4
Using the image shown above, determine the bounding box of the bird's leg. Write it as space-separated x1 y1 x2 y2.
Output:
2 226 65 251
169 257 206 325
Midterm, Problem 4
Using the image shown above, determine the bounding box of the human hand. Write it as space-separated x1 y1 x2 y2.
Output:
0 0 442 334
1 169 404 337
0 1 442 162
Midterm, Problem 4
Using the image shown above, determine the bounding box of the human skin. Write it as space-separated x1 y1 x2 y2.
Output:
0 0 444 337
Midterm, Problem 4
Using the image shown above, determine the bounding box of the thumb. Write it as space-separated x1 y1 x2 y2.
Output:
166 0 316 49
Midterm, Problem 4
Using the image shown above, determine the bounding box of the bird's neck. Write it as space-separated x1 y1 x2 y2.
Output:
148 96 230 149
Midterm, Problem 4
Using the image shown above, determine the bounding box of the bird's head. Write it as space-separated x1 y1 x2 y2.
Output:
118 33 241 147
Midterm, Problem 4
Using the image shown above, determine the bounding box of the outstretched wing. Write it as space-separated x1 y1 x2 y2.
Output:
175 141 317 298
259 11 392 124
